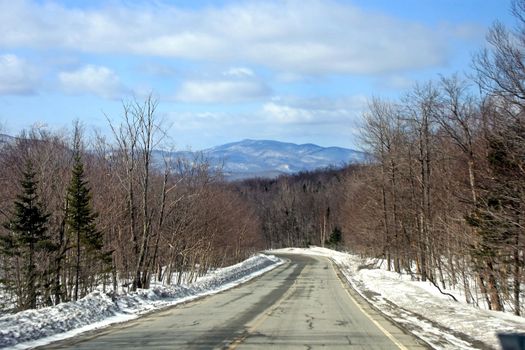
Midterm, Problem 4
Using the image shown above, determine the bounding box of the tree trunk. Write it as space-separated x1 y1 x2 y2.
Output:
514 227 521 315
485 261 503 311
74 230 80 301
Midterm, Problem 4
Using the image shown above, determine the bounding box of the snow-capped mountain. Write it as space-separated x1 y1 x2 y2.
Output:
1 133 365 179
0 134 15 144
171 139 367 180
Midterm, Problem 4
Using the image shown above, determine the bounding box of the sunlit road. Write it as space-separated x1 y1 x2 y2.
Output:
41 254 427 349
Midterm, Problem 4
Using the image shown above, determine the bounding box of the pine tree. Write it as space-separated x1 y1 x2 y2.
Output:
326 227 343 248
2 160 51 310
66 145 105 301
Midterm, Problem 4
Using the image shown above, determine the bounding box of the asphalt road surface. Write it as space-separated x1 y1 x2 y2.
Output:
41 254 428 349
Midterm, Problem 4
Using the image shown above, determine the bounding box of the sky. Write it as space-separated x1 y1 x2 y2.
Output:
0 0 515 150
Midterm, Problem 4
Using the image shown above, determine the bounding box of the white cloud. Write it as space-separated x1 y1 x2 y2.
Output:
165 106 361 150
58 65 124 99
262 95 366 124
278 95 367 111
0 54 38 95
263 102 315 123
381 75 415 89
176 79 270 103
223 67 255 78
0 0 464 76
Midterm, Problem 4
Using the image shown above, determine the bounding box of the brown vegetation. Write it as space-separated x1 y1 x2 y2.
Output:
0 98 262 313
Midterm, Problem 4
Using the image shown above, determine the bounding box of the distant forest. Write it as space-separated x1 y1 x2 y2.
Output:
1 0 525 319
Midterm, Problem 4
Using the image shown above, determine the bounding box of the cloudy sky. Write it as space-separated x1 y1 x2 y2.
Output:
0 0 514 150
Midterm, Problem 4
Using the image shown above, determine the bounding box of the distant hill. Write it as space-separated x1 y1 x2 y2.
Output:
0 134 15 144
0 134 367 180
157 139 367 180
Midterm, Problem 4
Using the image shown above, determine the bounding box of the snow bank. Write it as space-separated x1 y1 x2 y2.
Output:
274 247 525 350
0 254 282 349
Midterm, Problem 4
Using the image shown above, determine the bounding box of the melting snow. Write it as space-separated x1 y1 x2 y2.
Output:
0 254 283 349
273 247 525 349
4 246 519 350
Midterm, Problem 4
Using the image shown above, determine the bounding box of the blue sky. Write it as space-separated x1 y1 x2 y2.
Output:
0 0 514 150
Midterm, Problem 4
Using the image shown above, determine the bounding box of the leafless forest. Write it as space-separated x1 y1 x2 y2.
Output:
0 98 263 312
238 3 525 316
1 0 525 321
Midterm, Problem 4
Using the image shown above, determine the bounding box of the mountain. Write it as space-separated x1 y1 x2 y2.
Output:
0 134 15 145
0 133 366 180
166 139 367 180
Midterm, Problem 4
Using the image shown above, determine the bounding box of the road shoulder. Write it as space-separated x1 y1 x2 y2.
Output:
330 258 431 350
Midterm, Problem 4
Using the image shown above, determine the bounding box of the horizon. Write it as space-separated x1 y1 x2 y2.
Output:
0 0 514 150
0 131 364 153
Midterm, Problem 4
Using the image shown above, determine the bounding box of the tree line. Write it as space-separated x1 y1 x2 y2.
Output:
238 1 525 316
351 2 525 315
234 167 350 249
2 0 524 319
0 97 262 313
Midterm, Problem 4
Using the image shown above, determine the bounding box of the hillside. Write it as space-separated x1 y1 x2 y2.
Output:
161 139 367 180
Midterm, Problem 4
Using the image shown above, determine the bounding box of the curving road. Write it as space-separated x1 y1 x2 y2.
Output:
41 254 428 349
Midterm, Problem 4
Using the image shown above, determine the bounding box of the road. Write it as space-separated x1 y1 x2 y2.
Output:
41 254 428 349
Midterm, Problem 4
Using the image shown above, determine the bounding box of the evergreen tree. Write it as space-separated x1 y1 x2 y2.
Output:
465 123 524 312
66 144 105 301
2 160 51 310
326 227 343 248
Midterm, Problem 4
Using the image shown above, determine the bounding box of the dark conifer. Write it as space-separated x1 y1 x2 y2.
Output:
66 138 105 301
2 160 51 310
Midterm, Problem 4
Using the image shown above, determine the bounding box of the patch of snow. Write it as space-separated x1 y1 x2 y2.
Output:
0 254 283 349
272 247 524 350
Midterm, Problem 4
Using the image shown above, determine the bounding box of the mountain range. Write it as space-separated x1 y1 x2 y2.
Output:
168 139 367 180
0 134 366 180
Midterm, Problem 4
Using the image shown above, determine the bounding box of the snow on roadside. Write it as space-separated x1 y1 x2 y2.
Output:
273 247 525 350
0 254 283 349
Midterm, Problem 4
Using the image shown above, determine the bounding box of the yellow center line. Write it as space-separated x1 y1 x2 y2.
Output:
330 260 409 350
